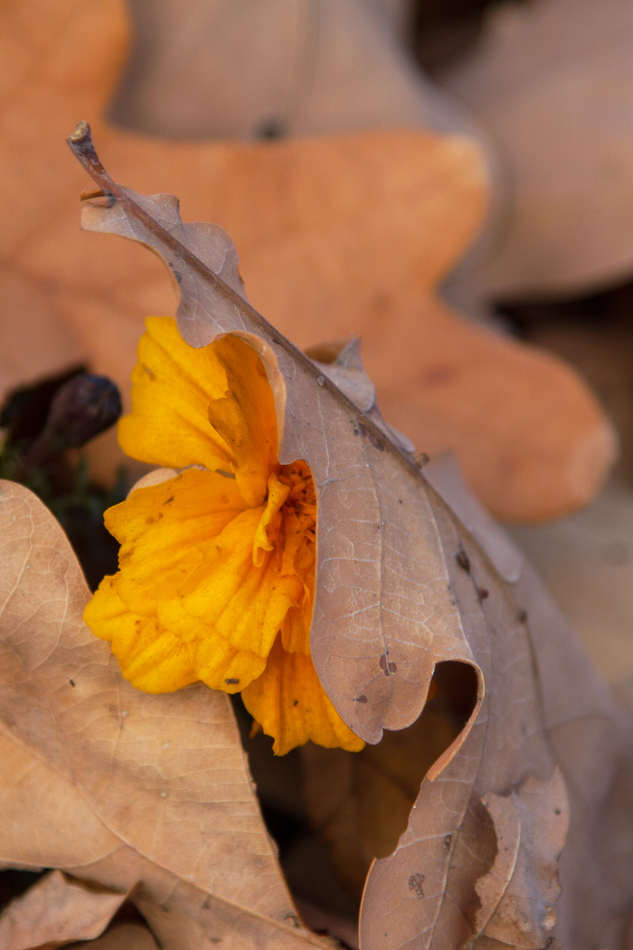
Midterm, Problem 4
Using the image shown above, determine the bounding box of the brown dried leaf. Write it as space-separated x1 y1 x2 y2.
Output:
66 144 633 948
474 770 568 947
0 871 129 950
110 0 466 141
0 480 329 950
357 533 633 950
68 923 159 950
0 0 617 521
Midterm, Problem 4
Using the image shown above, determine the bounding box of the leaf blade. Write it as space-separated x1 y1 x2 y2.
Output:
0 479 327 950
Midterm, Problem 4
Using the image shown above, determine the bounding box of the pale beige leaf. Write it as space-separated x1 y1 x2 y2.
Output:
475 769 569 947
0 871 128 950
0 480 328 950
110 0 471 141
66 149 552 949
439 0 633 298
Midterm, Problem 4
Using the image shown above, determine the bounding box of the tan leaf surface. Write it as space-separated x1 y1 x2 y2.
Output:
0 480 329 950
68 923 159 950
67 154 633 948
0 870 129 950
475 769 569 947
0 0 617 521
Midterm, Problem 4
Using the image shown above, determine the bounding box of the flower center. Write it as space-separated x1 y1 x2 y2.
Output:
278 460 316 545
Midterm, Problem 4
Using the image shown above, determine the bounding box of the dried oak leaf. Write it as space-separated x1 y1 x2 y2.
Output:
0 870 130 950
60 137 633 949
0 479 330 950
0 0 617 521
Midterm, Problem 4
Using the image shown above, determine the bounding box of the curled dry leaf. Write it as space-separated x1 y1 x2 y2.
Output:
474 769 569 946
0 870 129 950
0 479 330 950
56 132 633 948
0 0 617 521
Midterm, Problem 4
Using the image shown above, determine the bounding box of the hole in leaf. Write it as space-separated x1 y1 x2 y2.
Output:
300 662 478 902
0 869 48 913
231 694 359 940
232 661 478 936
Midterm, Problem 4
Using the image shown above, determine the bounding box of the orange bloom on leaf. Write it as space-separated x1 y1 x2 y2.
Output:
84 317 364 755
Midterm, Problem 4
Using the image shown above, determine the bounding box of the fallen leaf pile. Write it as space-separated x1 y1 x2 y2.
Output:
1 132 632 949
0 0 618 522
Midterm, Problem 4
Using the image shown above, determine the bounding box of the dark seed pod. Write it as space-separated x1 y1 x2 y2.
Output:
25 374 122 465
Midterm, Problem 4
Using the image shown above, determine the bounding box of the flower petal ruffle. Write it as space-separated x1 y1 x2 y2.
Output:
118 317 234 472
107 468 248 615
242 636 365 755
85 468 305 694
179 507 304 662
207 336 278 507
84 577 198 693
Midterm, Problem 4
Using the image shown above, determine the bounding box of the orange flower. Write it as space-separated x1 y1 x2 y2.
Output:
84 317 364 755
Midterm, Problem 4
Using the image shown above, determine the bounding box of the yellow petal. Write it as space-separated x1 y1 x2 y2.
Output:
253 473 290 568
242 636 365 755
117 317 235 471
104 468 249 616
180 507 304 659
280 602 311 655
207 335 278 506
84 577 198 693
155 597 267 691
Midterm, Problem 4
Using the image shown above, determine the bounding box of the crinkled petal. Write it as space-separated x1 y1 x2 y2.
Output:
242 636 365 755
253 473 290 567
180 507 304 659
155 598 267 691
104 468 249 615
84 577 198 693
117 317 235 471
207 335 278 506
